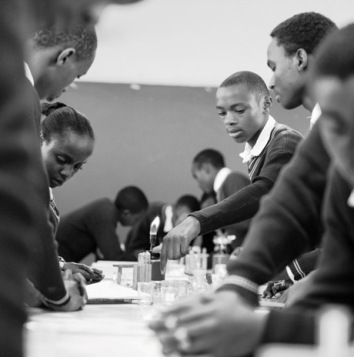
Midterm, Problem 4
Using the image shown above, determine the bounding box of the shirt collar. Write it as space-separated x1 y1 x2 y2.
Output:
49 187 54 200
213 167 231 192
348 190 354 208
309 104 321 129
239 116 276 164
24 62 34 86
163 205 174 232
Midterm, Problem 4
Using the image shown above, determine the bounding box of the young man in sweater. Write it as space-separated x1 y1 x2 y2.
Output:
157 12 337 290
149 23 354 355
157 70 302 269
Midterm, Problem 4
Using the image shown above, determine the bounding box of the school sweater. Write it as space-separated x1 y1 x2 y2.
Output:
262 167 354 345
190 121 303 235
218 122 330 305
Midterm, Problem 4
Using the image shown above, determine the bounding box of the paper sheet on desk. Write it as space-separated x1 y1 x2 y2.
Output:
86 280 140 304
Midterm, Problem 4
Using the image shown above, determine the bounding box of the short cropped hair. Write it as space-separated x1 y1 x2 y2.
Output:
193 149 225 170
114 186 149 214
219 71 269 100
41 102 94 143
270 12 337 57
33 23 97 61
311 23 354 80
175 195 200 213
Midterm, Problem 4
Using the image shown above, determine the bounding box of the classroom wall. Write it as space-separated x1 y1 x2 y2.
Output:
55 82 309 215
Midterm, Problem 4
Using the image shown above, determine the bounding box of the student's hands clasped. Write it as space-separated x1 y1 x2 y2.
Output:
148 291 268 357
44 271 87 311
63 271 88 311
153 216 201 273
63 262 104 284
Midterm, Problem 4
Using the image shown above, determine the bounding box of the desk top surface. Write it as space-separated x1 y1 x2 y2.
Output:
25 304 163 357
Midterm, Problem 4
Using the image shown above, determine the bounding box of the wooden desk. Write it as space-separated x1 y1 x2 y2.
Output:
25 304 164 357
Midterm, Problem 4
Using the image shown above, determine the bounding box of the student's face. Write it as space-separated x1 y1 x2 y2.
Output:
314 76 354 188
41 131 94 188
191 164 214 194
216 84 266 147
267 38 304 109
36 54 95 101
119 211 143 227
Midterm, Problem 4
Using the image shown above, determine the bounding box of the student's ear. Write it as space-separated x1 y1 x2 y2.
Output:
295 48 309 71
263 96 272 113
56 48 76 66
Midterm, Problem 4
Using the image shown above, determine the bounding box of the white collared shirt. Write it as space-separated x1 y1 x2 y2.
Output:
310 103 321 129
239 116 276 164
213 167 232 193
24 62 34 86
348 191 354 208
163 205 174 232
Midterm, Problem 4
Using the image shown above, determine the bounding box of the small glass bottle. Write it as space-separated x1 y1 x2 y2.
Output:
190 269 210 293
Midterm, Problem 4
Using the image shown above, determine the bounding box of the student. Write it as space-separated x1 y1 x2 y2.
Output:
56 186 149 262
218 12 338 303
39 102 104 284
157 71 303 269
0 1 143 355
23 22 97 311
126 195 201 259
149 23 354 355
192 148 250 247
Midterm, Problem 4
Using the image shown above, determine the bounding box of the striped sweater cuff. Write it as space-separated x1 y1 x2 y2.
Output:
216 276 259 306
287 259 306 281
41 292 70 308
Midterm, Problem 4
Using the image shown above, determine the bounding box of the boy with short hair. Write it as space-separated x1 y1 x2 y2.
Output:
158 70 302 266
191 148 250 246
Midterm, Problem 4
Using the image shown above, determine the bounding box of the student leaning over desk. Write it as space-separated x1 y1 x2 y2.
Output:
149 23 354 356
24 21 97 311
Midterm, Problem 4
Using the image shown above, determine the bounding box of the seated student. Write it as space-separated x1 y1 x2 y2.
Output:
192 148 250 247
126 195 201 260
40 102 103 284
56 186 149 262
157 71 303 269
149 23 354 356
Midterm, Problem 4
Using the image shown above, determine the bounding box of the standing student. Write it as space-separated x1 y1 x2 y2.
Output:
191 148 250 247
0 0 145 355
56 186 149 262
157 71 302 269
40 102 104 284
149 24 354 354
24 22 97 311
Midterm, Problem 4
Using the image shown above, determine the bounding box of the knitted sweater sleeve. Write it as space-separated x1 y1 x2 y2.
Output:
218 123 329 305
190 126 302 235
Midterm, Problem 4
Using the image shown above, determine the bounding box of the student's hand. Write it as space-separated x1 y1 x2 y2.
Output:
149 291 267 357
153 216 201 273
262 279 293 299
44 271 87 312
63 262 104 284
61 272 88 311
